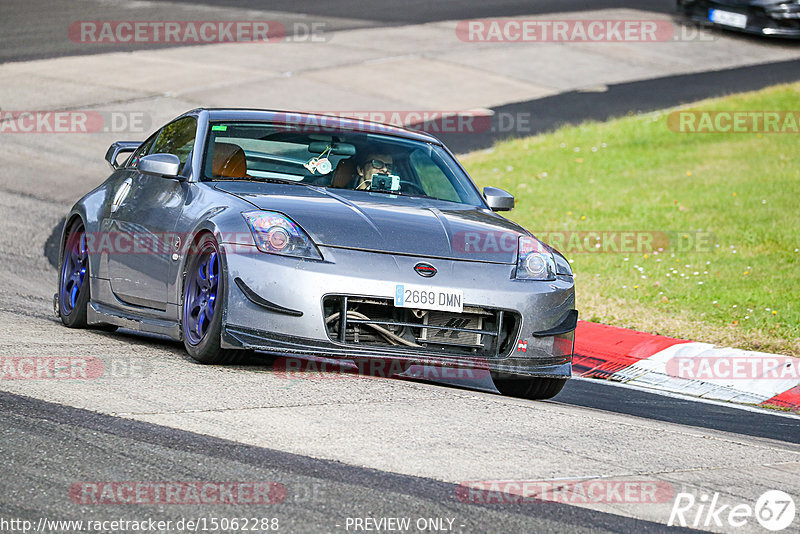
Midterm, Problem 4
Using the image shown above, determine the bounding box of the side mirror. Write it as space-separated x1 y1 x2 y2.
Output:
105 141 141 169
483 186 515 211
138 153 182 179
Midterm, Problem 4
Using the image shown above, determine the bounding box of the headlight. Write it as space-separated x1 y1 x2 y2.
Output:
516 236 556 280
767 3 800 18
242 211 323 260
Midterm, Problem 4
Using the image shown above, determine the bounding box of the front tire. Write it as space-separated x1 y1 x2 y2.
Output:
182 234 243 364
492 374 567 400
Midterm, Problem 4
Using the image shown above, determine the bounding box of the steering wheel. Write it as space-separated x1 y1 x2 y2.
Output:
399 181 426 195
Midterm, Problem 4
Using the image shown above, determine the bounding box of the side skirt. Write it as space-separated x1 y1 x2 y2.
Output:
88 301 181 340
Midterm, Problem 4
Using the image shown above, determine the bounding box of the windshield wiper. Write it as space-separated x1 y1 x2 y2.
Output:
218 177 313 186
363 189 438 200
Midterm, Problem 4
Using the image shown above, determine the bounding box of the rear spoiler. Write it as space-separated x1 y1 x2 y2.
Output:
105 141 141 169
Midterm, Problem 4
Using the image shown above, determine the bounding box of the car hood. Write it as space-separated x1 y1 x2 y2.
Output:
215 182 527 264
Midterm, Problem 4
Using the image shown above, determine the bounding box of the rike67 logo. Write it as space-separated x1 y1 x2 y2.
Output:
669 490 796 531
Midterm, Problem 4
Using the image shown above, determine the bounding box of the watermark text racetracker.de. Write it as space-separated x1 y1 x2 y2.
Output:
63 230 717 256
456 18 714 42
69 481 286 505
457 479 675 504
668 110 800 133
69 20 328 43
0 356 151 380
0 111 151 134
452 230 716 255
272 110 537 136
666 355 800 381
272 356 492 382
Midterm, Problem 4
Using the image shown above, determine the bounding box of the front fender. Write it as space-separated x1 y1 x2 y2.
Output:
171 203 257 312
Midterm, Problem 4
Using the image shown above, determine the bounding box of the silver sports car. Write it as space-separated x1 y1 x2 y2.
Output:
56 109 577 399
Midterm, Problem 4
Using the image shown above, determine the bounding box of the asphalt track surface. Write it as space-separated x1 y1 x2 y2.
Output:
431 58 800 152
2 390 700 534
166 0 673 23
0 370 795 531
558 379 799 443
0 0 671 63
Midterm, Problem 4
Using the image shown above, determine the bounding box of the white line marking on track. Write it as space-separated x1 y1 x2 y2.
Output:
570 376 800 420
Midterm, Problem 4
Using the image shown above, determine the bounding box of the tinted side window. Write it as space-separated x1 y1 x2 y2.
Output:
409 149 460 202
151 116 197 166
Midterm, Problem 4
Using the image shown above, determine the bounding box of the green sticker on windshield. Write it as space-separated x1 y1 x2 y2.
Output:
212 125 227 131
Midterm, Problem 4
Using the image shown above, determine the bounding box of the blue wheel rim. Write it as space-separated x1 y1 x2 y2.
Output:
183 243 220 345
59 228 87 316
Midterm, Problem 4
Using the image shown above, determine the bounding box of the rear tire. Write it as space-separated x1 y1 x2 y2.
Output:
58 220 90 328
182 234 245 364
58 219 119 332
492 374 567 400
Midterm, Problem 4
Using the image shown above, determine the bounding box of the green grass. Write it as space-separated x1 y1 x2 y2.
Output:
460 83 800 356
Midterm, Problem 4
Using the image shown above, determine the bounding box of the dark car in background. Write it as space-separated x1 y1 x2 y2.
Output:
677 0 800 37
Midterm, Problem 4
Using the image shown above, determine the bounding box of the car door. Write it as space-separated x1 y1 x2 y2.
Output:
107 116 197 310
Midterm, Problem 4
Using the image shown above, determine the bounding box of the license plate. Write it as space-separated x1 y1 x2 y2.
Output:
394 284 463 313
709 9 747 29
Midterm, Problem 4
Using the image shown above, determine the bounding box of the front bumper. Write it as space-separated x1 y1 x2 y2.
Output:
220 243 576 379
677 0 800 37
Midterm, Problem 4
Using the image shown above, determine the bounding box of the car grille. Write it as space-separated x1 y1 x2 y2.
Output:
322 296 519 358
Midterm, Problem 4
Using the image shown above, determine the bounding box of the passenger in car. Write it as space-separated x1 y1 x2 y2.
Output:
330 157 356 188
212 142 249 178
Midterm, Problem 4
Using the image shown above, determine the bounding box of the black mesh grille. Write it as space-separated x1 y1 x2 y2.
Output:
322 296 519 358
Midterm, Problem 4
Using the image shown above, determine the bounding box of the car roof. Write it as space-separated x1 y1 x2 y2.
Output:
199 108 443 144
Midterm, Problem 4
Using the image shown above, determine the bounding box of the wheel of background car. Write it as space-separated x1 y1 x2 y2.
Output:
492 374 567 400
399 181 425 194
182 234 245 364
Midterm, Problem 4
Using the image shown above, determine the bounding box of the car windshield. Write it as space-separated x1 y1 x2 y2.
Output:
202 121 486 207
